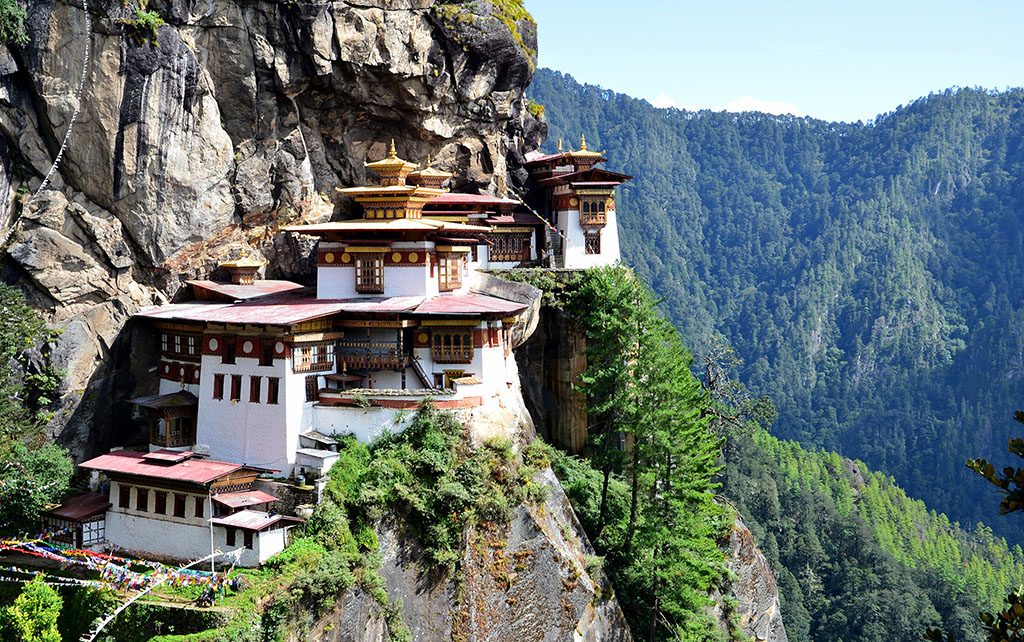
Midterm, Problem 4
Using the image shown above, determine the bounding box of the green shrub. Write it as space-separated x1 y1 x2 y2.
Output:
0 0 28 46
526 99 545 120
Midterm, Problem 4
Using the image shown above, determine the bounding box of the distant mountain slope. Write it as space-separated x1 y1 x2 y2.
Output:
723 427 1024 642
528 69 1024 543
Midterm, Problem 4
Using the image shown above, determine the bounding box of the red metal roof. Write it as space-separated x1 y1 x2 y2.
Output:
129 391 198 411
142 449 195 463
135 292 426 326
413 293 527 316
485 213 544 226
429 193 519 206
80 450 253 486
536 167 632 187
44 492 111 521
212 490 278 509
210 509 304 531
188 280 305 302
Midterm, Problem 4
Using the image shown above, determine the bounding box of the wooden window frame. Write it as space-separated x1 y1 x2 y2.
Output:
355 253 385 294
243 530 254 549
267 377 280 405
431 330 474 364
584 231 601 255
293 342 335 374
173 493 186 518
249 376 262 403
230 375 242 402
437 254 464 292
118 485 131 509
195 496 205 518
222 338 236 365
305 375 319 402
259 342 274 367
225 527 236 547
213 374 225 400
154 491 167 515
135 488 148 512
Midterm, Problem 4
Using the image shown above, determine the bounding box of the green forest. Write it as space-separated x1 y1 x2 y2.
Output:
528 69 1024 547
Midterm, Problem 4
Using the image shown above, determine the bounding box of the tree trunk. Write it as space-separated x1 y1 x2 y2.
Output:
623 438 641 555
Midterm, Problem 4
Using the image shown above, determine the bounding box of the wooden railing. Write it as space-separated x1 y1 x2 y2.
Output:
338 340 405 369
431 345 474 364
579 211 607 226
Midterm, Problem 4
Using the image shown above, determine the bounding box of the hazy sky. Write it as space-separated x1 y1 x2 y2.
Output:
522 0 1024 122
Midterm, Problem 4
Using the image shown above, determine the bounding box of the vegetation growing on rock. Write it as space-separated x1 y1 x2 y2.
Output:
0 0 27 46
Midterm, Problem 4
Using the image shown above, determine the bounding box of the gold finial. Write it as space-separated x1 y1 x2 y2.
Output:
580 133 588 151
425 153 432 166
557 138 563 151
388 139 397 158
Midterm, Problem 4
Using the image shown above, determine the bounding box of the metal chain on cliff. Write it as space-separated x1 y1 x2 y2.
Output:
0 0 93 248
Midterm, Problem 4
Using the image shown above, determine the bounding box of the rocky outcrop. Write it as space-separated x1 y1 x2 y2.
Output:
712 516 788 642
301 468 632 642
0 0 544 458
516 302 588 454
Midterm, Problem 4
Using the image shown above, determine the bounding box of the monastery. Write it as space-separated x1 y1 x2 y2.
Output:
48 139 632 566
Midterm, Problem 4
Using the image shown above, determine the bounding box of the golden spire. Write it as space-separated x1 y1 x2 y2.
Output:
388 139 397 158
425 153 433 166
557 138 563 151
580 133 588 151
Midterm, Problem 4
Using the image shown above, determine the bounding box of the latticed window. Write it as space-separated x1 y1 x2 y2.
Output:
161 333 200 360
585 231 602 255
431 330 474 363
438 254 464 292
580 198 607 226
355 254 385 293
293 342 335 373
305 376 319 402
490 233 531 262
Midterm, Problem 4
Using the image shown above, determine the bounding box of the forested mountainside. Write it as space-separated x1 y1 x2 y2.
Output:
528 68 1024 543
723 426 1024 642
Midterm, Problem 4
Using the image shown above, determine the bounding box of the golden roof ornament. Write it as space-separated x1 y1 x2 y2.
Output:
580 133 588 151
365 140 418 185
557 138 563 152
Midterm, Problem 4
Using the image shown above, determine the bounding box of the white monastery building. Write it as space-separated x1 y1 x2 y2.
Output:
50 139 631 566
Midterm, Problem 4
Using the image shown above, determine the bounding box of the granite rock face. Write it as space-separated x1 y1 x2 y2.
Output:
297 468 633 642
0 0 544 457
713 516 789 642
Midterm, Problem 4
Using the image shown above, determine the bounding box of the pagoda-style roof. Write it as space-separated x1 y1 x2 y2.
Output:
135 288 526 326
286 218 490 238
535 166 633 188
80 450 273 486
219 256 266 270
129 390 199 411
407 161 453 189
43 492 111 522
364 140 419 185
188 279 306 302
525 135 608 167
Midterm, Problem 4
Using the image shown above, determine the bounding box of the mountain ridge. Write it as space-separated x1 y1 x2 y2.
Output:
528 68 1024 545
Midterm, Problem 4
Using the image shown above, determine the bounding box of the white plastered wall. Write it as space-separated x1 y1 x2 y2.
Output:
196 355 295 472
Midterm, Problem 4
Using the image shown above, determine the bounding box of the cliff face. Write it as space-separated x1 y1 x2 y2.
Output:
299 469 632 642
0 0 545 457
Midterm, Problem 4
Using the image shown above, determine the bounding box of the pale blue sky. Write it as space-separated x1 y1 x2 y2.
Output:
522 0 1024 122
